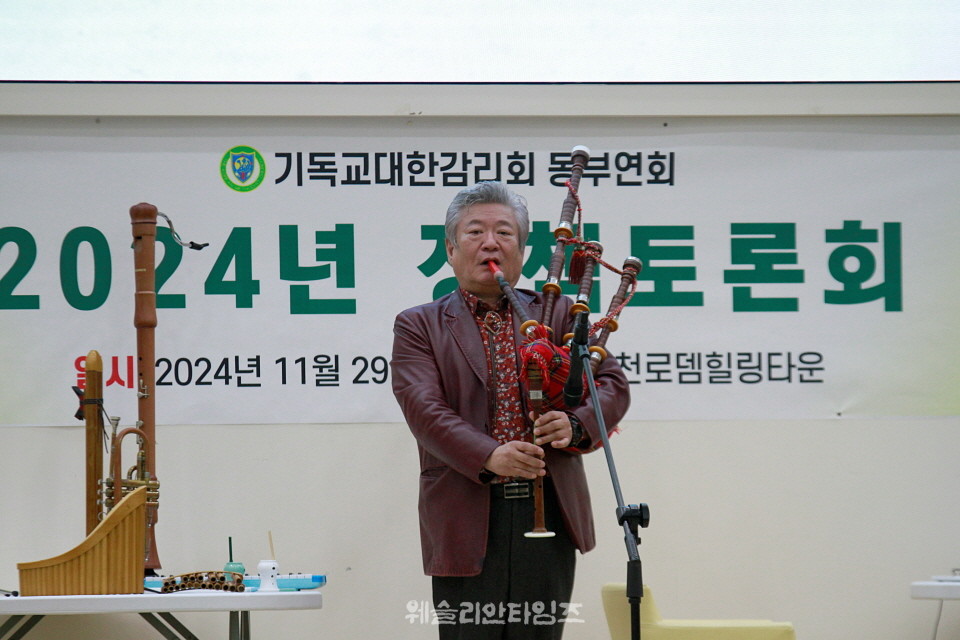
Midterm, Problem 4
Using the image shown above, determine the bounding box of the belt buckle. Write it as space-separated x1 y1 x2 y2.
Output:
502 482 531 499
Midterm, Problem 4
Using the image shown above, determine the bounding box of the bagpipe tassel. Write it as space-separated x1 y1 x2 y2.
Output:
567 247 587 284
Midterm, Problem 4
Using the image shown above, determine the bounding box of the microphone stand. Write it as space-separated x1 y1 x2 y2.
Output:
572 331 649 640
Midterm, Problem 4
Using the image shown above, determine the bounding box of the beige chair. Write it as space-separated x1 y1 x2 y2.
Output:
601 583 796 640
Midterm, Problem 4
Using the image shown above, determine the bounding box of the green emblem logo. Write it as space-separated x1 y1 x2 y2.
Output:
221 145 266 192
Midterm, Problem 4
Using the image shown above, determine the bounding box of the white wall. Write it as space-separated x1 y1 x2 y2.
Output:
2 417 960 639
2 1 958 83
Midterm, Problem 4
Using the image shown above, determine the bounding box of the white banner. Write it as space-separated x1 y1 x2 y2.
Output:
1 115 957 425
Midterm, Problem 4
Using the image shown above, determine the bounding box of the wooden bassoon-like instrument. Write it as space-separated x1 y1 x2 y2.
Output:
129 202 162 570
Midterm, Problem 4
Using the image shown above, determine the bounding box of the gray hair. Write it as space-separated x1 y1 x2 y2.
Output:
444 181 530 250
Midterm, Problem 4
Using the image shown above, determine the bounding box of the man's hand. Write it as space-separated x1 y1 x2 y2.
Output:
483 440 545 479
531 410 574 448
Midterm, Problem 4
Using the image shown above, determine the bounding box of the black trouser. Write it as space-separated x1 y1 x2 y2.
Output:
432 478 576 640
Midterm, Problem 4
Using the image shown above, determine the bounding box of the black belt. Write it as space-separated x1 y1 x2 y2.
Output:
491 479 548 499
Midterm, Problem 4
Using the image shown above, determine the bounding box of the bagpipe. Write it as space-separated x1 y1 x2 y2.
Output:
490 146 642 538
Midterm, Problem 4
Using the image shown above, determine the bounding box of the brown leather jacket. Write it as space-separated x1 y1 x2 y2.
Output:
391 288 631 576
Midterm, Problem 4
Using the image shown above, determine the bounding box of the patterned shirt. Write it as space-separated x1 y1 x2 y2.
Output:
460 289 531 455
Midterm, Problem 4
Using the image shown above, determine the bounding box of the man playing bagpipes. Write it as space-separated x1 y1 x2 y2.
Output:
392 171 633 640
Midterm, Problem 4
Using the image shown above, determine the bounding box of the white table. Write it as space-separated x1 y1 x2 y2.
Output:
911 580 960 600
911 579 960 639
0 590 322 640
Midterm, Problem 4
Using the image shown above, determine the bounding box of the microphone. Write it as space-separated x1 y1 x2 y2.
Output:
563 311 590 408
